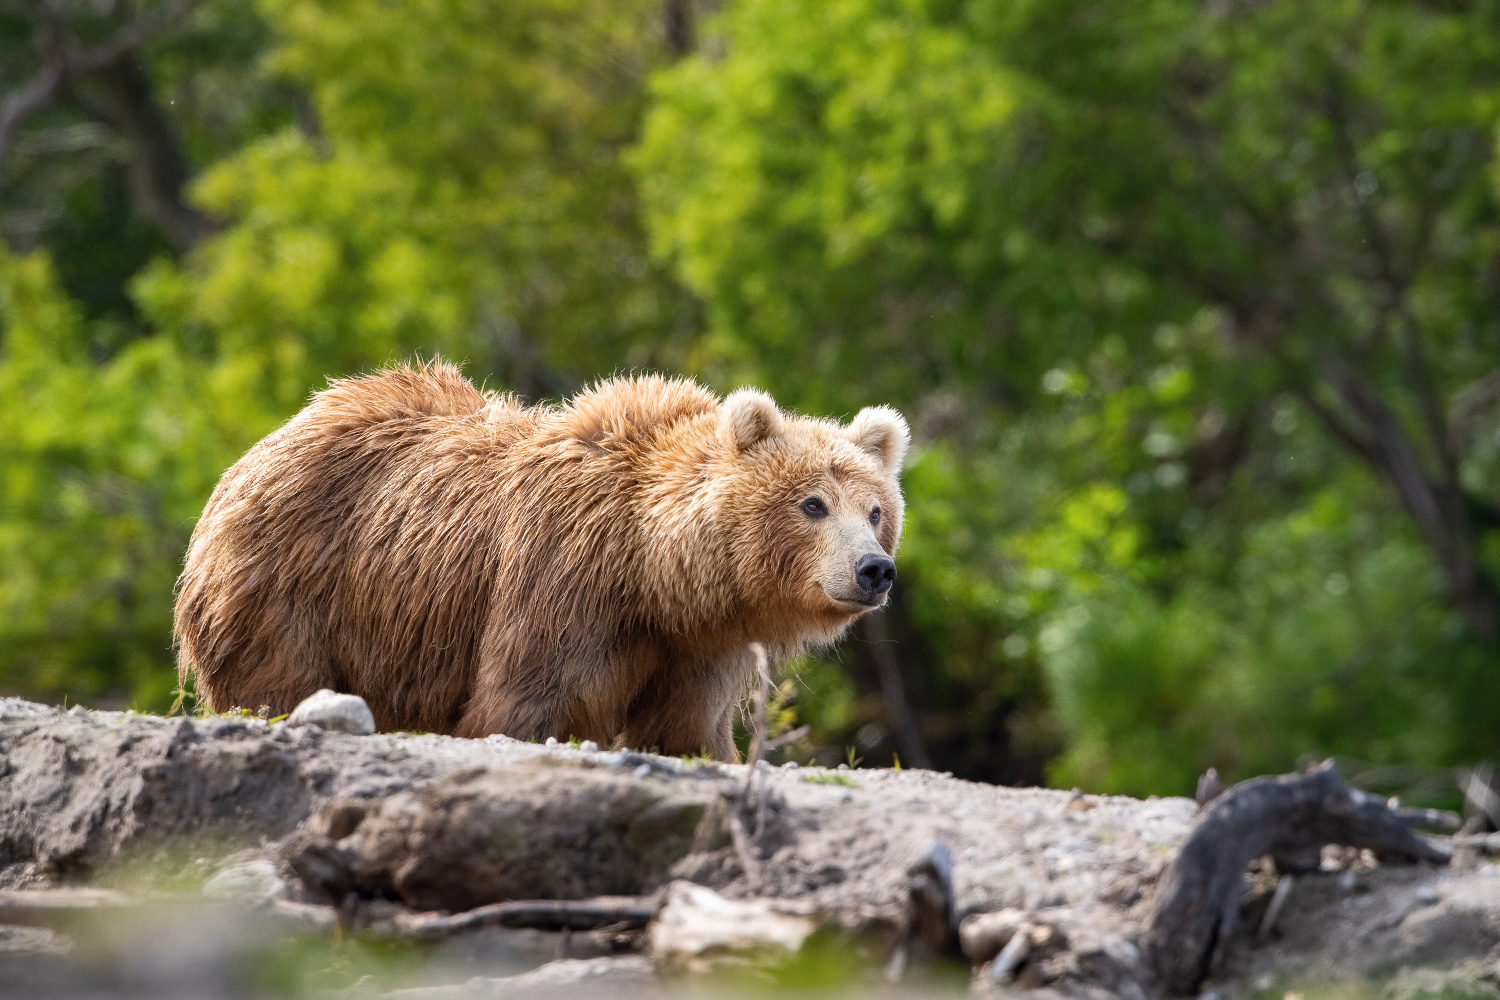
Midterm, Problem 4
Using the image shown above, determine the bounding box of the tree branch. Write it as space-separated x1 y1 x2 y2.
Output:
1324 75 1455 479
1293 384 1381 469
863 612 932 771
73 58 215 252
0 12 66 168
1317 354 1498 636
0 0 203 187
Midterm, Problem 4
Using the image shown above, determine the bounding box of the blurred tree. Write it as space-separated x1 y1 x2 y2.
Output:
636 0 1500 791
1 1 301 322
1 0 694 707
5 0 1500 799
0 246 233 706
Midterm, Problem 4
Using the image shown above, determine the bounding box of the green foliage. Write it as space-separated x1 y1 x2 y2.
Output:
2 0 687 710
638 0 1500 793
0 248 234 707
1040 484 1500 794
4 0 1500 797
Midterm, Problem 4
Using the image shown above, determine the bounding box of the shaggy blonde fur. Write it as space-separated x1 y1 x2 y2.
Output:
174 360 908 759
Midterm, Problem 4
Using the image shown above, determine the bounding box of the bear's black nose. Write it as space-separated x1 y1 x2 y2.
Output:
855 553 897 597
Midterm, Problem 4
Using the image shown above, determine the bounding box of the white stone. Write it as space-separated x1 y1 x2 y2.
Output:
579 740 599 753
632 764 652 779
545 736 558 747
285 689 375 735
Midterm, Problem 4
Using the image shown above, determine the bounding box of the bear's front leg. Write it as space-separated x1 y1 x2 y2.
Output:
618 648 752 761
452 676 565 741
451 619 575 739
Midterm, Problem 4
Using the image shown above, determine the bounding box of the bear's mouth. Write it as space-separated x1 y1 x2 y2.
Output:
825 591 887 610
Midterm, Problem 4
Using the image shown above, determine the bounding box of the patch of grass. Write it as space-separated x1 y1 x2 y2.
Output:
803 773 860 788
89 835 264 895
703 925 969 995
246 926 445 997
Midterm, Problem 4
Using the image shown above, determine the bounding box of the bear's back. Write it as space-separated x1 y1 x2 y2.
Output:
176 362 541 730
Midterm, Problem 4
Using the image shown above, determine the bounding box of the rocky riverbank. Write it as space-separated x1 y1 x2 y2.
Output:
0 698 1494 999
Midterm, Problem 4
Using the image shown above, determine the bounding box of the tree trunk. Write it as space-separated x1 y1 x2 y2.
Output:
1312 362 1500 639
73 59 216 254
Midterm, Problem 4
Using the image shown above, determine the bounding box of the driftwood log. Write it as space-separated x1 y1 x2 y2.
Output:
1147 761 1453 995
382 897 659 939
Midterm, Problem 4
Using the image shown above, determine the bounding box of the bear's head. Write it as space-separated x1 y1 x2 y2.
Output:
715 388 910 648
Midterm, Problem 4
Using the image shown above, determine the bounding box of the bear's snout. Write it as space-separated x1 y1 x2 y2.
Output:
854 552 897 598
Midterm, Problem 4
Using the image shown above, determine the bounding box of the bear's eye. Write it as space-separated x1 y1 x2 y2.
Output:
870 506 881 526
801 497 829 519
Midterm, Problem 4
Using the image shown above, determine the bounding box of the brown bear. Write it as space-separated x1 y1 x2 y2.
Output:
173 360 908 760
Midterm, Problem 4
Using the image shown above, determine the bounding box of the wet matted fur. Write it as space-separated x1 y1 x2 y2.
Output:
174 361 908 759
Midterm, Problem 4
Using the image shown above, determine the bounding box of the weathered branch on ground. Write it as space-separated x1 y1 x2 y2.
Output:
1147 761 1451 996
884 840 958 982
383 896 658 940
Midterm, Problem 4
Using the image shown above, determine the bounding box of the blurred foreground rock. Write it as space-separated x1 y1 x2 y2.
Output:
0 698 1495 999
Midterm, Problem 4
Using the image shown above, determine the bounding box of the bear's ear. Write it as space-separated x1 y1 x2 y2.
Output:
846 406 910 472
722 388 784 453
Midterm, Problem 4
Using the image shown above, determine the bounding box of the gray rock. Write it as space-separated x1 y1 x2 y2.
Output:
284 760 713 911
203 859 288 901
285 689 376 735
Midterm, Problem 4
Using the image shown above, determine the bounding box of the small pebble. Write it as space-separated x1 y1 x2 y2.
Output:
783 761 799 769
68 705 87 717
286 689 375 735
632 764 652 779
545 736 558 748
755 759 771 771
837 763 850 771
1415 885 1439 905
579 740 599 753
840 790 854 803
